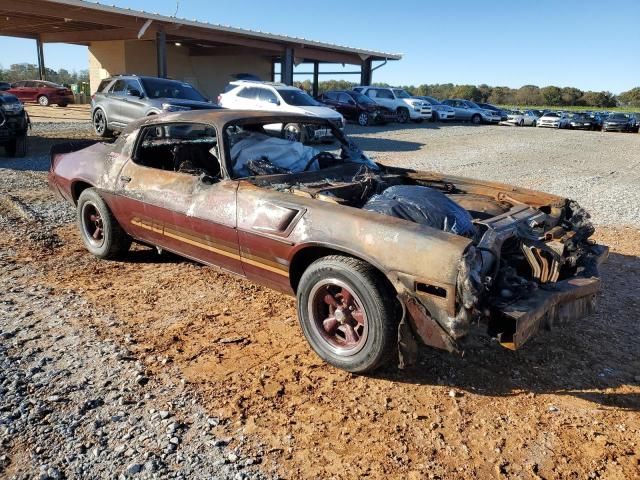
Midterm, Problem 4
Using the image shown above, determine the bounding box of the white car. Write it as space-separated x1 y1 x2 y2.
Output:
352 86 432 123
218 81 345 142
537 112 570 129
504 110 539 127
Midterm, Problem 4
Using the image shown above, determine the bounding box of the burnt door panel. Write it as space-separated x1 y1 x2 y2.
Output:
109 160 243 275
236 183 300 293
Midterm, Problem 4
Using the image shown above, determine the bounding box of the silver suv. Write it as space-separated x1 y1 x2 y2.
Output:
91 75 217 137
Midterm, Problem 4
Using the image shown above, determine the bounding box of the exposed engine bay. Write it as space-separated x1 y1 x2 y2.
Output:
248 162 607 351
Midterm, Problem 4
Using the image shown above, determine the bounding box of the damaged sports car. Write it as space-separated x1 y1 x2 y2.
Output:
48 111 608 373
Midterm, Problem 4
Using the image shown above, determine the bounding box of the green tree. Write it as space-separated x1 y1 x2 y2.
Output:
618 87 640 107
452 84 482 101
540 86 563 106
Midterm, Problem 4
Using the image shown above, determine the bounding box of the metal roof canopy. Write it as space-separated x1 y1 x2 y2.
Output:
0 0 401 65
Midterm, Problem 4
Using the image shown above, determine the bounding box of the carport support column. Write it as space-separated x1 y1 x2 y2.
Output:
156 30 168 78
36 37 46 81
312 61 319 97
360 58 372 86
281 47 294 86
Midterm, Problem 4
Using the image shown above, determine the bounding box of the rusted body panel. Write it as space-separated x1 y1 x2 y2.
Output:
48 110 608 363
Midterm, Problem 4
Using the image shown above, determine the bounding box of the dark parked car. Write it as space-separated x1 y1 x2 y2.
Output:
0 82 11 91
0 92 29 157
478 103 509 121
91 75 217 137
48 110 607 373
316 90 395 126
567 113 596 130
602 113 638 132
8 80 74 107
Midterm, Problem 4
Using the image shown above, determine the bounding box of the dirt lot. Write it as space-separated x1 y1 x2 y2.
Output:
1 121 639 479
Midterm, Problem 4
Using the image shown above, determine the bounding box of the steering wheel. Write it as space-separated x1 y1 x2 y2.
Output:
303 151 337 172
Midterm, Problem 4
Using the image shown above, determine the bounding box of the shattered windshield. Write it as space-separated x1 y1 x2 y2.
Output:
224 121 376 178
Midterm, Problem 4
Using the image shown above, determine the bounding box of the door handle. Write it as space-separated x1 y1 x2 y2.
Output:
120 175 131 183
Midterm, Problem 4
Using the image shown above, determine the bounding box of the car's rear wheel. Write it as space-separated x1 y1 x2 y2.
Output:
37 95 50 106
5 134 27 157
57 103 68 107
77 188 131 259
431 111 439 122
92 109 112 137
519 119 524 127
296 255 397 373
283 123 307 143
357 112 370 126
471 114 481 124
396 108 409 124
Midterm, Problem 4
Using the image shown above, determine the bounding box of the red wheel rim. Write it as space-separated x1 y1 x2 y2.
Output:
308 279 368 356
82 202 104 246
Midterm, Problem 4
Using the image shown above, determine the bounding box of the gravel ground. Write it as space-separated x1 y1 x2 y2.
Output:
349 122 640 226
0 120 638 479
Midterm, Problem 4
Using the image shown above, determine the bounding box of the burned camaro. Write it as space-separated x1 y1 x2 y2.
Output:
49 111 608 373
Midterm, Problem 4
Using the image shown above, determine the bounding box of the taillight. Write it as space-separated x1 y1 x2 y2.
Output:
217 95 222 104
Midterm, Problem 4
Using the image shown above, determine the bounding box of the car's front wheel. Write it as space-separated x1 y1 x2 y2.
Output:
357 112 370 126
471 114 481 124
37 95 50 106
396 108 409 124
77 188 131 259
297 255 397 373
283 123 306 143
92 109 112 137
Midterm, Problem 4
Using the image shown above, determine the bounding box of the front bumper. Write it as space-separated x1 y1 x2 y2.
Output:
538 121 560 128
492 266 606 350
435 110 455 120
0 112 28 142
570 122 593 130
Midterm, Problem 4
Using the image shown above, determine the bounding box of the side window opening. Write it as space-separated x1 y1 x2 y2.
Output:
134 123 221 179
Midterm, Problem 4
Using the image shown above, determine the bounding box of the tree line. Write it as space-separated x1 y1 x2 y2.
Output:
297 79 640 108
0 63 89 87
3 62 638 108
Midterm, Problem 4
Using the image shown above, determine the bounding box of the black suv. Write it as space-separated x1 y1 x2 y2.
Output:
317 90 396 126
0 92 29 157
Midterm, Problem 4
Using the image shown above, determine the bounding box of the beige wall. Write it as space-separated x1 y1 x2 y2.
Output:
88 39 272 99
88 41 125 93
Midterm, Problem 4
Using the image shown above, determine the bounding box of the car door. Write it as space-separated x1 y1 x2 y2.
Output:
255 87 281 112
103 79 127 126
109 122 244 275
372 89 396 110
337 93 358 120
118 79 148 125
454 100 471 120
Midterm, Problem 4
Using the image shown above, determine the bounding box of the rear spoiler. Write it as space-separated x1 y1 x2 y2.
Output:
49 140 99 167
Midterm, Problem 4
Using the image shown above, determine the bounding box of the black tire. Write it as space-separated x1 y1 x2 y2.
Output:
92 109 112 137
532 120 537 127
357 112 370 127
283 123 306 143
57 103 68 108
471 114 481 125
77 188 131 259
296 255 398 373
396 108 409 124
37 95 50 106
431 111 439 122
519 119 524 127
5 134 27 157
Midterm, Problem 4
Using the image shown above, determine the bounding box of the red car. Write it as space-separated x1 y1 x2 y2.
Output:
8 80 74 107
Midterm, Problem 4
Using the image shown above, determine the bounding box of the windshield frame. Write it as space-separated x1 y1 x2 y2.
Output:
276 88 322 107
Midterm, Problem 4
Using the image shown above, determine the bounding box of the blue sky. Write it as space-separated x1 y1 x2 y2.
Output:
1 0 639 93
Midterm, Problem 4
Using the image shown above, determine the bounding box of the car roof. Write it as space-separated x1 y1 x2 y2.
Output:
123 109 327 133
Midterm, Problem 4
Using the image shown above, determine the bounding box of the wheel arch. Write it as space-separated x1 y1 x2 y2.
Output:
71 180 95 205
288 243 396 296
